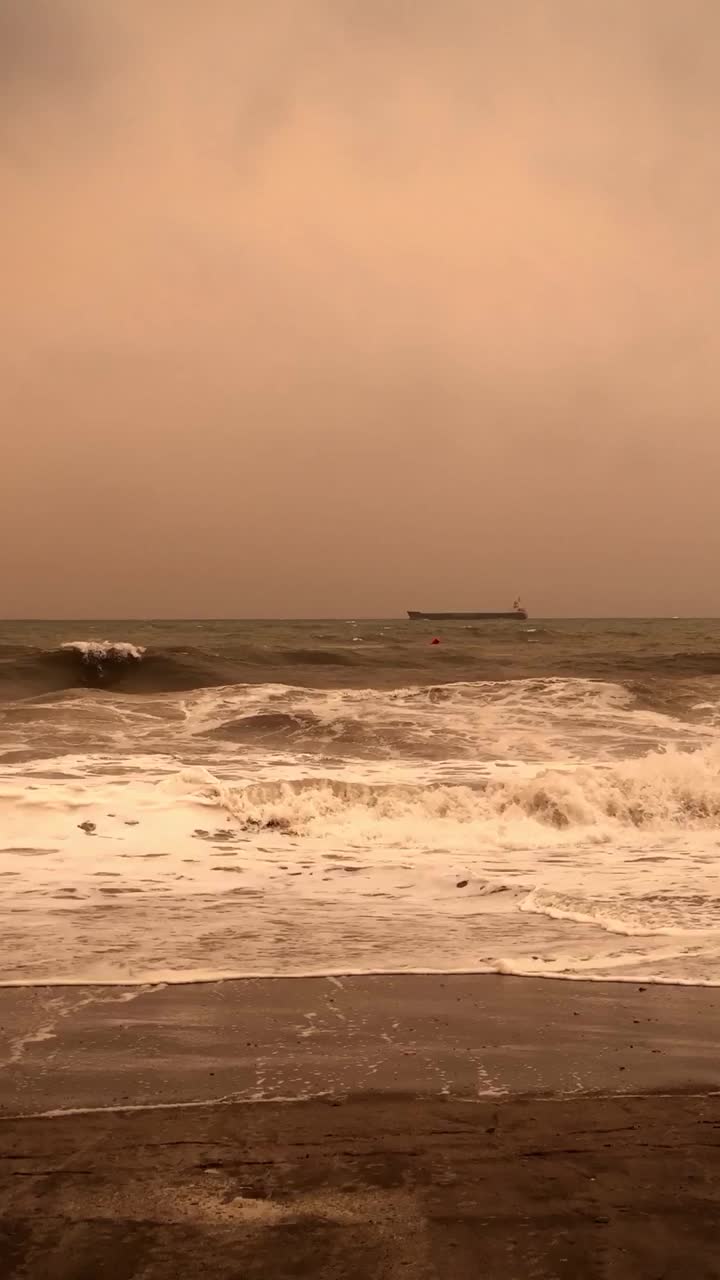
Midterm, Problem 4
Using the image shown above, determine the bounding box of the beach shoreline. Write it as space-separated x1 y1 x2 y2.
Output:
1 974 720 1277
2 973 720 1116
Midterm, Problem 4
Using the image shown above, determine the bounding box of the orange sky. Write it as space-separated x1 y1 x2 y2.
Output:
2 0 719 616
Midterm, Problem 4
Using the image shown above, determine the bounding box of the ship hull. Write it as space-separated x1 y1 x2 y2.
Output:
407 610 528 621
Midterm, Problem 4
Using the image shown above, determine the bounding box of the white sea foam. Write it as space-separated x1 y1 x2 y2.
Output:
205 744 720 835
182 675 712 765
1 676 712 766
0 676 719 986
61 640 146 661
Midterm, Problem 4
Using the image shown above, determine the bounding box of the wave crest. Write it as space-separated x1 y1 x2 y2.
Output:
190 744 720 839
61 641 146 663
0 644 241 696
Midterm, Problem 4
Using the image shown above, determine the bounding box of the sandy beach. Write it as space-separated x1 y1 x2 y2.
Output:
1 975 719 1277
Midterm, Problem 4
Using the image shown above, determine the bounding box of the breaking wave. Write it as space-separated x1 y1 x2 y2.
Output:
0 640 383 699
0 642 243 697
1 667 716 765
196 743 720 837
61 641 146 662
517 889 716 937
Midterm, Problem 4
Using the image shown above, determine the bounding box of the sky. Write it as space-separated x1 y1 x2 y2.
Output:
2 0 720 617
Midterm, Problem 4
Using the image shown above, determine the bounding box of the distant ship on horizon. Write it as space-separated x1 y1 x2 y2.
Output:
408 598 528 621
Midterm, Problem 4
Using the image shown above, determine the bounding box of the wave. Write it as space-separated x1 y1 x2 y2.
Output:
0 640 373 699
2 666 716 768
2 630 720 701
200 710 408 755
0 642 704 711
518 889 715 937
203 711 322 742
201 709 437 757
190 743 720 837
0 642 244 698
61 640 146 662
1 744 719 986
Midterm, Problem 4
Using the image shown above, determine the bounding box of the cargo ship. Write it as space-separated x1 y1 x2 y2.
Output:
408 599 527 621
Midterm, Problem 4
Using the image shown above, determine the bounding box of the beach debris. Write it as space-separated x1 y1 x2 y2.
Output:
78 821 96 835
456 879 468 889
431 637 440 645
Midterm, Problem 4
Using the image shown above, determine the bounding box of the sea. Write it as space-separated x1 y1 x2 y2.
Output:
1 617 720 988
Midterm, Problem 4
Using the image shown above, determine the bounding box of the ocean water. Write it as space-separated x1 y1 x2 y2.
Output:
1 618 720 987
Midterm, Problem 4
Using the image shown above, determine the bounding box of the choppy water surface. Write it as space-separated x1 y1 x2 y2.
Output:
2 618 720 986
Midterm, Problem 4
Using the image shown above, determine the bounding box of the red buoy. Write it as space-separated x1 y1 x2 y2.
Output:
431 637 440 645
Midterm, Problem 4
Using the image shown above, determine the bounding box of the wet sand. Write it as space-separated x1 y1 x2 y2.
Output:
1 975 720 1277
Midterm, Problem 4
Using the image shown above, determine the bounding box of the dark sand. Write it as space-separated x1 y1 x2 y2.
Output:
1 975 719 1277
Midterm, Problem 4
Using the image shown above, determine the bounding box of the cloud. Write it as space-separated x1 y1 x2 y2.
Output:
2 0 720 614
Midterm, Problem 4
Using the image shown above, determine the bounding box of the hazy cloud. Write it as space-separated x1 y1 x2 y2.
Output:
2 0 719 615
